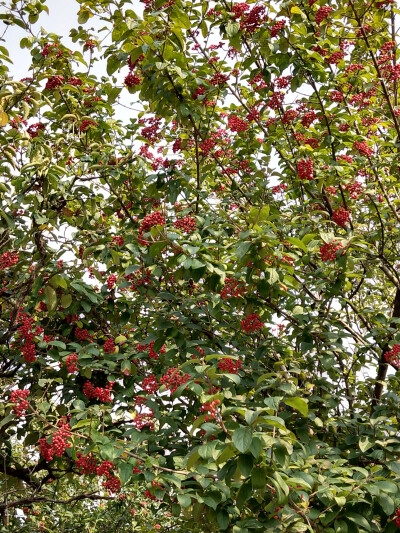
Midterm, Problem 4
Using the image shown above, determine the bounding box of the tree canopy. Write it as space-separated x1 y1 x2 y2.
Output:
2 0 400 531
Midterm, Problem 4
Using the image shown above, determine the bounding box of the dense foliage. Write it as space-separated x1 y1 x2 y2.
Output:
3 0 400 531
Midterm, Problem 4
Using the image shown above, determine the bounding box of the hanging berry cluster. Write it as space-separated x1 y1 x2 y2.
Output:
200 399 220 422
103 339 116 354
0 251 19 269
142 374 159 394
174 216 197 234
10 389 30 417
241 313 263 333
137 341 166 360
14 310 38 363
332 208 351 228
45 75 64 90
218 358 243 374
384 344 400 369
297 158 314 180
138 211 165 245
39 417 71 461
65 353 78 373
319 241 344 262
220 278 246 299
107 274 118 289
159 368 190 394
83 381 114 402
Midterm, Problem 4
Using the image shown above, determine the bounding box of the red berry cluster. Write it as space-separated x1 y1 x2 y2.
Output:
84 39 96 49
15 310 36 363
124 267 152 291
281 109 298 125
112 235 124 247
132 411 155 431
10 389 30 417
220 278 246 299
104 339 116 354
138 211 165 245
160 368 190 394
68 77 82 86
0 251 19 269
75 328 93 343
394 508 400 527
337 154 353 164
297 158 314 180
344 180 364 199
200 399 220 422
228 114 249 132
326 51 345 65
140 117 162 144
45 75 64 90
319 241 344 262
65 353 78 373
315 6 333 25
138 341 166 360
39 418 71 461
107 274 118 289
272 183 288 194
41 43 62 57
218 358 243 374
384 344 400 369
268 92 285 110
174 216 197 234
80 120 98 132
103 476 121 493
353 140 373 157
301 110 317 127
27 122 45 138
210 72 230 86
330 90 344 102
241 313 263 333
192 86 206 100
125 72 142 87
332 208 351 228
75 452 98 474
240 5 266 34
94 460 121 493
270 20 285 38
96 460 116 477
83 381 114 403
142 374 159 394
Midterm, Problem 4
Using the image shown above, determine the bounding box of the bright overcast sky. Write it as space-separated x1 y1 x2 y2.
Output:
2 0 142 80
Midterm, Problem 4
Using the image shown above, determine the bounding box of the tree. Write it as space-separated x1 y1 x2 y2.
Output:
2 0 400 530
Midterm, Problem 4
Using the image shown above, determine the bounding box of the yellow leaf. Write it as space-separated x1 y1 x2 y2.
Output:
291 6 302 14
0 111 8 127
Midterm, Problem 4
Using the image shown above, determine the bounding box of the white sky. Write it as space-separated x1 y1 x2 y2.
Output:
2 0 142 79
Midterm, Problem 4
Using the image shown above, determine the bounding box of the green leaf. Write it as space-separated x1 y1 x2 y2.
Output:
217 509 230 530
252 467 266 489
232 427 252 453
377 494 394 515
287 237 308 253
44 285 57 313
376 480 398 493
61 294 72 308
235 241 251 260
238 454 254 477
359 436 373 452
345 512 371 530
177 494 191 508
119 462 133 484
283 397 308 417
226 21 240 38
236 481 252 509
171 7 191 29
